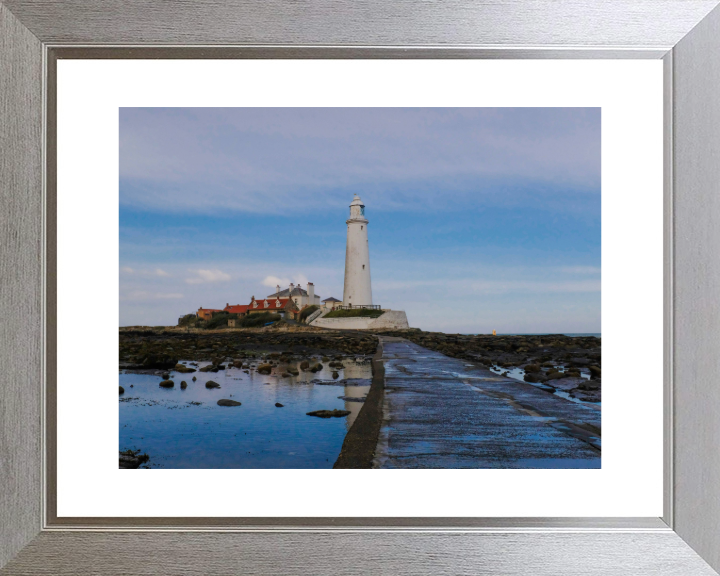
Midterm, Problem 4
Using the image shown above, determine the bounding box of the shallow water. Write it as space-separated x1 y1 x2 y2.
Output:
488 366 600 408
119 358 371 469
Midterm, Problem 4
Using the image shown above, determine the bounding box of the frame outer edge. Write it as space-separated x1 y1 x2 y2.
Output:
671 3 720 573
0 2 44 570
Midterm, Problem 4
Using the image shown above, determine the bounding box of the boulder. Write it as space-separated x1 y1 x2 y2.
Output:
180 381 188 389
140 354 177 370
523 372 547 383
174 363 196 373
199 365 214 372
306 409 351 418
275 402 284 408
192 376 197 381
205 380 221 389
300 360 310 370
589 365 601 378
162 372 170 380
287 366 299 376
524 364 541 373
119 386 124 395
257 364 273 374
217 399 241 406
545 377 586 391
159 380 174 388
332 371 339 379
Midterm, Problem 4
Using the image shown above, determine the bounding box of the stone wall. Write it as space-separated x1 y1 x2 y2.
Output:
310 310 409 330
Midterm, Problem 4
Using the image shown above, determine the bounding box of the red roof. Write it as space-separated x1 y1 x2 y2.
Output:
224 304 250 314
251 298 292 310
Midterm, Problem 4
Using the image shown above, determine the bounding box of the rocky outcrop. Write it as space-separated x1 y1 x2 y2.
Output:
306 409 351 418
217 399 241 406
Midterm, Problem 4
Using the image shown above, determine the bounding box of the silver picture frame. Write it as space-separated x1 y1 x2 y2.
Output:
2 1 720 573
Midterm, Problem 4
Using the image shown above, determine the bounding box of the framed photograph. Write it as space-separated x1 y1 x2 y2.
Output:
2 1 720 574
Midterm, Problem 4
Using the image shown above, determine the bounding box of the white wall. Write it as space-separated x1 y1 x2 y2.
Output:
343 218 372 306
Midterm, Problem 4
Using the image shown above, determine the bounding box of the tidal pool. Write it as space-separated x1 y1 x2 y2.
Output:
119 358 371 469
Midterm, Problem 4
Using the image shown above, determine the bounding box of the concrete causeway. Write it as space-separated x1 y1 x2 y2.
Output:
374 337 601 469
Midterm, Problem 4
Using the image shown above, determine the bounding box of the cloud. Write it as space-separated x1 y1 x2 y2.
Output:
557 266 601 274
262 273 310 288
262 275 291 288
120 108 600 215
121 291 184 301
185 269 231 284
155 268 170 277
121 266 134 274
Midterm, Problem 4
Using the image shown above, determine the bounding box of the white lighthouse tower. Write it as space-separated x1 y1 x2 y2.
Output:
343 194 373 307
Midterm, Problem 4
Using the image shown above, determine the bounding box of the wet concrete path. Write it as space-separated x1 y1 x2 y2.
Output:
374 337 601 468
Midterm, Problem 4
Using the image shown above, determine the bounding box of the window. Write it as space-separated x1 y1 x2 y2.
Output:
362 265 365 269
361 226 363 230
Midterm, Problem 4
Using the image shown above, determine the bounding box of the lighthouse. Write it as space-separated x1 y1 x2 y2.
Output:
343 194 373 307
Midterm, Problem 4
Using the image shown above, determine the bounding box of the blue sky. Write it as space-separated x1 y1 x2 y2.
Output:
120 107 600 333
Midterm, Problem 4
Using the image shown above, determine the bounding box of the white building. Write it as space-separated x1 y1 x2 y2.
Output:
266 282 321 309
343 194 373 307
322 296 342 310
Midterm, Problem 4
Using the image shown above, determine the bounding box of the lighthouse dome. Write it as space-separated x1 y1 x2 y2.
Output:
348 194 367 220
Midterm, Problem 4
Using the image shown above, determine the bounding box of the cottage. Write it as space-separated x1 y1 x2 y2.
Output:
322 296 342 310
197 307 221 320
223 303 250 316
247 295 298 318
266 282 321 309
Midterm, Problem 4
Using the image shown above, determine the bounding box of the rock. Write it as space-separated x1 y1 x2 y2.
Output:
257 364 273 374
162 372 170 380
300 360 310 370
570 389 601 403
217 399 241 406
205 380 221 389
546 371 565 380
275 402 284 407
287 366 299 376
524 364 541 373
338 396 366 402
578 380 600 391
332 371 339 379
524 372 547 383
174 363 196 373
545 377 586 391
281 372 291 378
589 365 601 378
119 386 125 395
119 449 149 469
306 409 352 418
159 380 174 388
180 381 188 389
310 363 323 373
199 365 214 372
322 356 330 362
140 354 177 369
192 376 197 381
328 361 344 368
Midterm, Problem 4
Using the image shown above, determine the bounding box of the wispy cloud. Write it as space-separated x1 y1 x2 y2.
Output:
120 108 600 215
185 269 231 284
121 291 184 301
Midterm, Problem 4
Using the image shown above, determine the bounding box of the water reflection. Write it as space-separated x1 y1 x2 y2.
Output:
119 357 372 469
